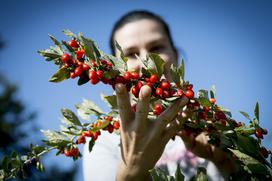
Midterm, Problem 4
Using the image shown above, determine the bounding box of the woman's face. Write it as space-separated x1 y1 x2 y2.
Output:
113 19 177 80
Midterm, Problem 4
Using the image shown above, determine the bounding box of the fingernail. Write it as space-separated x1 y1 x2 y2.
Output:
115 83 125 94
139 85 151 100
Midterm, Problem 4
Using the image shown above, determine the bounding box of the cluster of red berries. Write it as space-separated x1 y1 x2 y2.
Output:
255 128 268 139
64 147 79 159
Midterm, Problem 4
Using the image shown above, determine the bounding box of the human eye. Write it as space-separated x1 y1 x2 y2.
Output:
149 45 165 53
125 51 138 58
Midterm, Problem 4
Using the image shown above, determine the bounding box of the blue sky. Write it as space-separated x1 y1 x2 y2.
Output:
1 0 272 180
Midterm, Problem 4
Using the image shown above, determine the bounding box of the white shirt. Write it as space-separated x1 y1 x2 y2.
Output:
83 131 223 181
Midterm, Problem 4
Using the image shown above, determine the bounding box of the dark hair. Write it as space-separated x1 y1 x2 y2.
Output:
110 10 177 56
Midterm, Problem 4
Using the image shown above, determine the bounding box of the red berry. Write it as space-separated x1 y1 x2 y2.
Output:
74 66 83 76
149 74 158 83
136 81 143 90
255 129 263 139
90 77 99 85
96 70 104 79
163 90 170 98
198 112 207 120
68 39 79 48
101 59 108 65
91 61 97 67
203 106 210 113
146 82 153 88
123 72 132 81
215 111 226 120
113 120 120 129
107 124 114 133
76 49 85 59
131 86 139 98
82 63 90 71
187 84 193 90
107 61 113 67
71 147 79 157
92 131 99 141
209 98 216 104
89 70 98 80
154 103 163 115
237 122 243 127
82 131 92 137
61 53 70 63
70 72 76 79
262 128 268 135
64 149 72 157
105 116 113 122
76 136 86 144
115 76 125 84
156 87 163 97
220 119 227 126
177 89 184 97
160 80 170 90
131 72 139 80
185 90 194 99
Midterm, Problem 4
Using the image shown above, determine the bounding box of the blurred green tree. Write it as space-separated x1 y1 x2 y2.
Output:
0 37 78 181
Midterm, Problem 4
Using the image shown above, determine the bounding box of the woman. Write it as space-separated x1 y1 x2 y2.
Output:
83 10 236 181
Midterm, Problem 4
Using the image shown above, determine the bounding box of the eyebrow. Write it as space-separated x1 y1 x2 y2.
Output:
123 37 167 53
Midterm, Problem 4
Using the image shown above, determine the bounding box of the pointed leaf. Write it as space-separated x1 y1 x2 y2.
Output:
115 41 128 63
196 167 207 181
76 99 104 118
210 85 216 99
170 64 180 85
48 34 62 50
178 59 185 81
61 108 82 126
149 53 165 78
254 102 259 122
88 139 95 152
49 67 70 83
198 97 212 107
100 93 117 110
62 29 77 38
77 76 89 86
175 164 185 181
239 111 252 121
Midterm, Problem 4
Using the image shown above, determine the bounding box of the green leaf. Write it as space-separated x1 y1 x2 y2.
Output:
100 93 117 110
88 139 95 152
61 108 82 127
104 55 126 74
41 130 71 146
198 97 212 107
210 85 216 99
239 111 252 121
254 102 259 122
77 76 89 86
149 53 165 78
48 34 63 50
196 167 207 181
103 69 119 79
198 89 209 99
175 164 185 181
62 29 77 38
150 168 169 181
228 149 269 175
62 40 74 53
178 59 185 81
114 41 128 63
37 50 62 61
2 156 9 172
78 33 98 61
170 64 180 85
76 99 105 119
49 67 70 83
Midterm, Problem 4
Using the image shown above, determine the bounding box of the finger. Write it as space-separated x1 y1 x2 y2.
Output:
156 96 188 129
115 83 134 125
135 85 152 128
163 110 189 141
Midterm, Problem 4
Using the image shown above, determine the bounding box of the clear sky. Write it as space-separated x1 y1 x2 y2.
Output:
1 0 272 180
